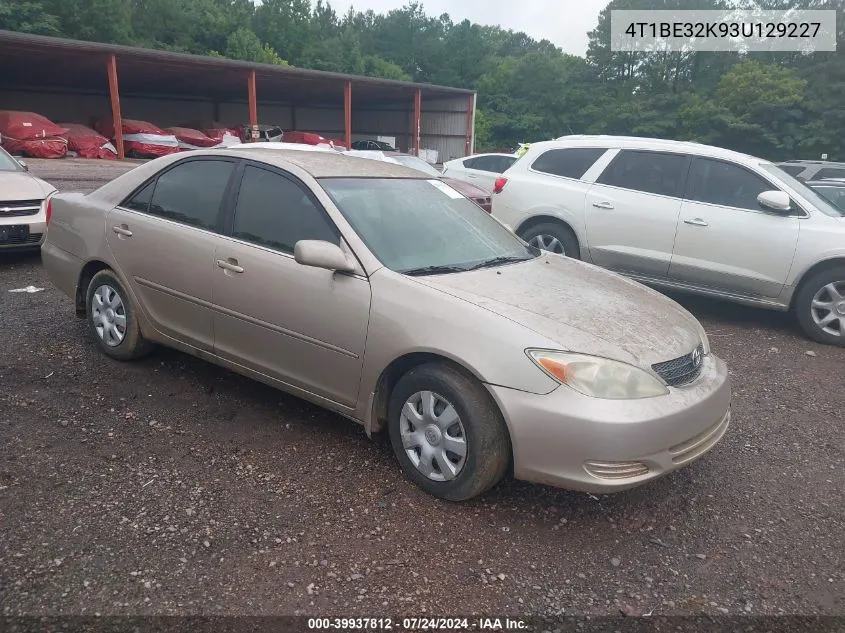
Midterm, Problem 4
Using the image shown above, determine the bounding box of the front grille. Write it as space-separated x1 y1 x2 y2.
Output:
1 232 42 246
652 344 704 387
0 199 42 217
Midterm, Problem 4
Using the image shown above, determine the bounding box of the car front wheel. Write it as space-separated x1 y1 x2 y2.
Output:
794 266 845 346
388 362 511 501
86 269 153 360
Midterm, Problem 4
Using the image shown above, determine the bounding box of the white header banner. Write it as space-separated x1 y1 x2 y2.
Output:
610 10 837 53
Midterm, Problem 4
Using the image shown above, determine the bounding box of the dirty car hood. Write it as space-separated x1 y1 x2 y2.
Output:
414 255 705 367
0 172 55 199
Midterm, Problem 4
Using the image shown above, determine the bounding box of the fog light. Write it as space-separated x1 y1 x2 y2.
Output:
584 460 649 480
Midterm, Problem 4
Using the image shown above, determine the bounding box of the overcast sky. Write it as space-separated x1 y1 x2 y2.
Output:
327 0 609 57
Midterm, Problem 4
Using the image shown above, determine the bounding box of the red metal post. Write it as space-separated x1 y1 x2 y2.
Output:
106 54 124 160
344 81 352 150
412 89 422 156
464 93 474 156
248 70 258 140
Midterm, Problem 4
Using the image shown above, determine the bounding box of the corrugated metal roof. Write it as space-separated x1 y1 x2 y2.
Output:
0 30 474 103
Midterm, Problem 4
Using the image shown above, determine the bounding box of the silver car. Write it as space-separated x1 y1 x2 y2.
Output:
0 147 56 250
41 149 730 501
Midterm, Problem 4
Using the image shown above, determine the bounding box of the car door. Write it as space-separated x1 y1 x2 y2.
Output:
106 157 237 351
669 157 800 298
584 149 689 277
212 162 371 408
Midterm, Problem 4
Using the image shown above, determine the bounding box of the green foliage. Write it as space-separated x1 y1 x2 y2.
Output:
1 0 843 159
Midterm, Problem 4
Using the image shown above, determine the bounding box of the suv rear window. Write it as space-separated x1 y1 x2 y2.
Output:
531 148 607 180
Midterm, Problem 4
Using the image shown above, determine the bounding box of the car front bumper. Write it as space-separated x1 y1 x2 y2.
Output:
0 211 46 250
487 354 731 493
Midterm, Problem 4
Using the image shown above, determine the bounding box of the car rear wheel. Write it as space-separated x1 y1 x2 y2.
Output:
520 222 580 259
388 362 511 501
794 266 845 346
86 269 153 360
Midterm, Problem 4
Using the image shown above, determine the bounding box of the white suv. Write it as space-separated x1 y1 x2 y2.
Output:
491 135 845 346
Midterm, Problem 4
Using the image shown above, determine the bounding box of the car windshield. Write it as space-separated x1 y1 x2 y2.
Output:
320 178 537 274
809 185 845 212
760 163 844 217
0 147 22 171
389 155 442 178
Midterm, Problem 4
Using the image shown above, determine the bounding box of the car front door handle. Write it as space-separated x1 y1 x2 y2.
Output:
592 201 614 209
112 225 133 238
216 259 244 274
684 218 709 227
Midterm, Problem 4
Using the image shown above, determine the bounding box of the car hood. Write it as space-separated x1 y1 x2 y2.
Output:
0 171 56 199
412 255 705 367
443 177 490 198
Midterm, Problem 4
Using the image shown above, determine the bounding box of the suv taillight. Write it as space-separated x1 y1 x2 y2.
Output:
45 198 52 224
493 177 508 194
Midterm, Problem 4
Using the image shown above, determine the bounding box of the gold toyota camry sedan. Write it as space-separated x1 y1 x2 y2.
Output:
42 149 731 501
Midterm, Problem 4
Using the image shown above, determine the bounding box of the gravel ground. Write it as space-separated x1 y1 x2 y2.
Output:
0 160 843 620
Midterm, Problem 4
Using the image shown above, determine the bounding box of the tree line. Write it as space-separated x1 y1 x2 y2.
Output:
2 0 843 160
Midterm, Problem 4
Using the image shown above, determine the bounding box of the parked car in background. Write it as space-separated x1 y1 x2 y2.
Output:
806 179 845 212
777 160 845 181
351 139 397 151
492 135 845 346
346 150 493 212
242 124 284 143
41 148 730 501
441 153 518 191
0 145 57 251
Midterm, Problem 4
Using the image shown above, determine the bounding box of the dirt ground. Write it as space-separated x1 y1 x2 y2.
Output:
1 159 843 620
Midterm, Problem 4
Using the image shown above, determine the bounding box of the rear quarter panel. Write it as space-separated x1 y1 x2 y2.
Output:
42 193 113 299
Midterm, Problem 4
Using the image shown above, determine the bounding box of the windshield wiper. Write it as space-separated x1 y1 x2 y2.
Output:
466 255 534 271
401 264 469 276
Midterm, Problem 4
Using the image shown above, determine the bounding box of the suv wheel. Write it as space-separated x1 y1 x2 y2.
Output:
794 266 845 346
520 222 580 259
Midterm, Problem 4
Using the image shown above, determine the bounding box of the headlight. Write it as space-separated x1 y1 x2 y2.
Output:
526 350 669 400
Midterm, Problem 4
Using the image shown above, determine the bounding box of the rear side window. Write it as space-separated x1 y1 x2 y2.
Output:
531 148 607 179
232 165 339 254
464 155 514 173
597 150 687 197
124 181 155 213
778 164 805 177
147 160 235 231
814 167 845 180
686 158 773 211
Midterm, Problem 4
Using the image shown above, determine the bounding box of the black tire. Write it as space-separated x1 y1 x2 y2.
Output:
86 269 154 360
388 362 511 501
519 222 580 259
794 265 845 346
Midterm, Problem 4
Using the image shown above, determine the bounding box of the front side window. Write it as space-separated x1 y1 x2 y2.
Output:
814 167 845 180
597 150 687 197
532 148 607 180
686 158 773 211
320 178 536 274
145 160 235 230
232 165 338 253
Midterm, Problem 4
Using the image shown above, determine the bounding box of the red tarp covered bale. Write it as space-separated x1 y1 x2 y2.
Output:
180 122 242 146
0 111 68 158
59 123 117 159
95 118 179 158
165 127 220 150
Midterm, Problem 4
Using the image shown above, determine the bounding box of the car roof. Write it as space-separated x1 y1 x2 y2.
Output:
227 148 427 178
546 134 764 165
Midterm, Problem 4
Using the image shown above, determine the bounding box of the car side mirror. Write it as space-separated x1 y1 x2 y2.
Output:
758 190 791 213
294 240 355 273
18 159 28 171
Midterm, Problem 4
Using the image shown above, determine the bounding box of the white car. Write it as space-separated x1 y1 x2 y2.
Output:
441 153 518 191
491 135 845 346
0 146 57 251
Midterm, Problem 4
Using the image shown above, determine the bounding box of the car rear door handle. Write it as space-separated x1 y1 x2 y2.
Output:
216 258 244 274
592 201 614 209
684 218 709 227
112 225 133 238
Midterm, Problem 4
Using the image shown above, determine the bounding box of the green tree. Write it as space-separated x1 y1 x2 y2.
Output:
224 27 288 65
0 1 61 35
